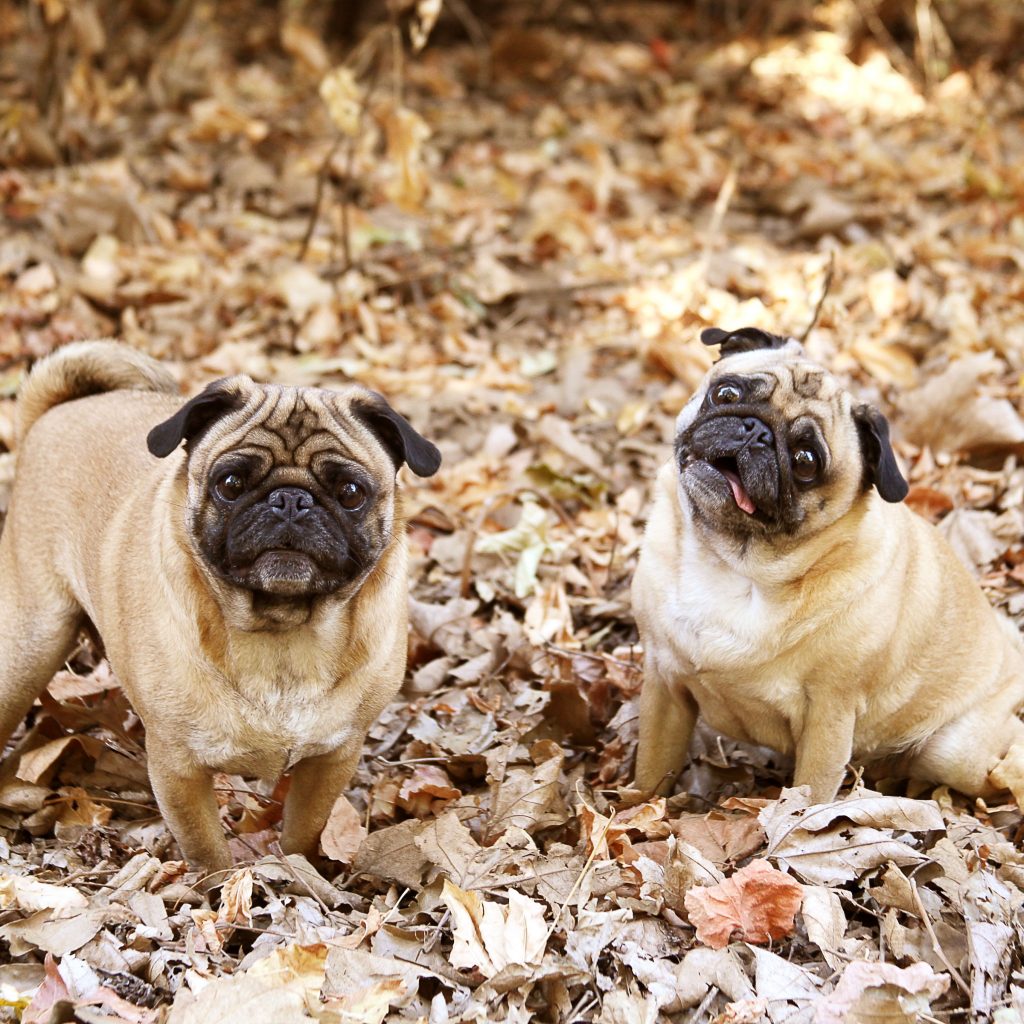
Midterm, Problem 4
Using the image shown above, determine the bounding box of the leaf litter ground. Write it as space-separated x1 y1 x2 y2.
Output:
2 2 1024 1021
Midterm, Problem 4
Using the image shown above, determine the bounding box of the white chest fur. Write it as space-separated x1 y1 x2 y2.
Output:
633 471 820 749
189 673 357 776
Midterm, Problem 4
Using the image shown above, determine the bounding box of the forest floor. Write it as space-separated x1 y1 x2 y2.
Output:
2 1 1024 1021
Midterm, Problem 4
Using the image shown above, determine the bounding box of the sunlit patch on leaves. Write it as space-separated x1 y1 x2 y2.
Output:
2 1 1024 1020
384 105 431 212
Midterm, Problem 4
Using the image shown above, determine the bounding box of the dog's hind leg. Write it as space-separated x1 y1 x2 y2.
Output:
0 544 83 748
911 698 1024 807
987 718 1024 809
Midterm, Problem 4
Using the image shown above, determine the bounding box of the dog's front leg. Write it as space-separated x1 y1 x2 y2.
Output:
634 661 698 798
280 742 362 862
793 701 854 803
146 737 232 877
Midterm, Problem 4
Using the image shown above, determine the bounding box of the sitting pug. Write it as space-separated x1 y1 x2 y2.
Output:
0 341 440 873
632 327 1024 806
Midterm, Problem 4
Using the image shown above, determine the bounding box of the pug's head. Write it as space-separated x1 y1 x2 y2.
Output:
674 327 907 541
147 378 440 602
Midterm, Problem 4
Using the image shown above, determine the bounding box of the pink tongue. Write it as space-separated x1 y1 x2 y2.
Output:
721 467 756 514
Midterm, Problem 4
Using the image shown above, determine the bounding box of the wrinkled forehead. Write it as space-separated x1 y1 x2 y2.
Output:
707 352 850 414
200 384 379 468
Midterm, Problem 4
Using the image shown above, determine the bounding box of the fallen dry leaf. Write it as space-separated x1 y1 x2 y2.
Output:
441 879 547 978
683 859 803 949
899 353 1024 455
760 788 943 884
167 943 328 1023
814 960 950 1024
0 873 89 915
320 793 367 864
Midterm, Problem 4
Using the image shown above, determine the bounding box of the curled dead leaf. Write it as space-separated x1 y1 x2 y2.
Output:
683 859 803 949
397 765 461 817
441 879 547 979
814 960 950 1024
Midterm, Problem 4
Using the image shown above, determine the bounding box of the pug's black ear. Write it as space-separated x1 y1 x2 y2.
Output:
854 404 908 503
701 326 792 360
147 379 241 458
355 393 442 478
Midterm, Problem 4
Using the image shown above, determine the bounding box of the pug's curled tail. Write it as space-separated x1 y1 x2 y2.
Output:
16 340 179 444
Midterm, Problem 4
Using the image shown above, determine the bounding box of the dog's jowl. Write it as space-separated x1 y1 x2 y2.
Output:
0 341 440 873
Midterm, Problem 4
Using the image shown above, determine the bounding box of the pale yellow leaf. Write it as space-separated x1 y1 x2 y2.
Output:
320 66 362 137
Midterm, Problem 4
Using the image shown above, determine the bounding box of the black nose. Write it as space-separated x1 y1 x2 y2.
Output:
741 417 774 448
267 487 315 520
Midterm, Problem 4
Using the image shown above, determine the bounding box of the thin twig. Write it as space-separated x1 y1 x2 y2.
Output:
686 986 719 1024
909 878 971 998
298 135 344 262
799 251 836 343
299 36 385 264
706 160 739 243
543 794 615 946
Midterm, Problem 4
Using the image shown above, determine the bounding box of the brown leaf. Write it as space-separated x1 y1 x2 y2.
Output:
217 868 254 928
672 813 766 866
814 961 950 1023
397 765 461 818
0 908 107 957
321 794 367 864
16 737 104 785
441 879 548 978
486 744 568 839
683 859 803 949
899 353 1024 455
167 944 328 1023
22 955 71 1024
56 786 112 827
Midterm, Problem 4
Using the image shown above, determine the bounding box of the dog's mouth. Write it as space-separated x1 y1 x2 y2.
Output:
227 549 324 596
710 457 757 515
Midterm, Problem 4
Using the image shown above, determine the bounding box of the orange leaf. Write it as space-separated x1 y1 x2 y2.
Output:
684 859 803 949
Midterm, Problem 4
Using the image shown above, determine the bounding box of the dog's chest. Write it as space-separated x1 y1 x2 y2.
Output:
645 560 806 749
191 674 355 776
654 565 792 675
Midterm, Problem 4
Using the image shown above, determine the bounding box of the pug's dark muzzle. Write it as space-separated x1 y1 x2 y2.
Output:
206 486 364 597
677 411 783 523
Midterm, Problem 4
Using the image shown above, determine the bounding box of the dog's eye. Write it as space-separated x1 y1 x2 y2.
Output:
338 481 366 511
710 382 743 405
792 448 819 482
215 473 246 501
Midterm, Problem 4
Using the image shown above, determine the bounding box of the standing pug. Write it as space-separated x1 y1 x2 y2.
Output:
632 327 1024 806
0 341 440 874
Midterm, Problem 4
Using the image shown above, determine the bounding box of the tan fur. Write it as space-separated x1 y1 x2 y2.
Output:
633 346 1024 806
15 339 178 442
0 342 418 875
